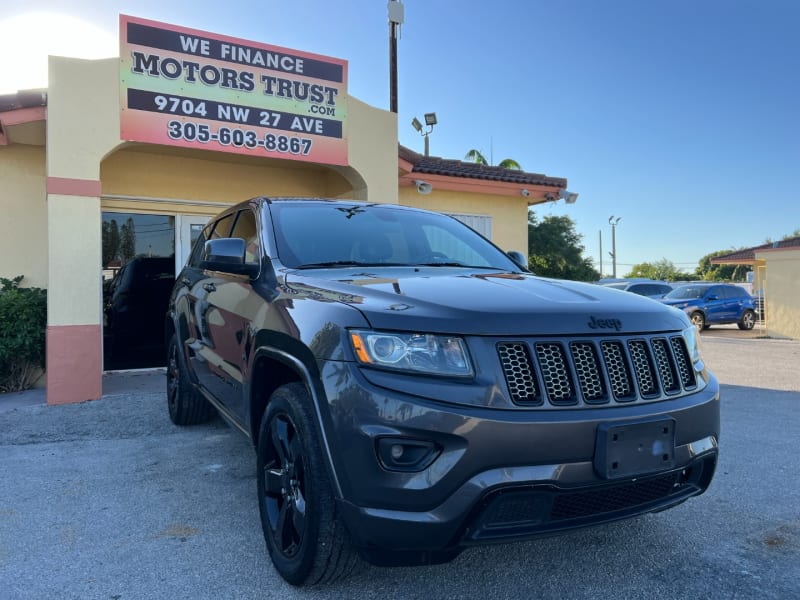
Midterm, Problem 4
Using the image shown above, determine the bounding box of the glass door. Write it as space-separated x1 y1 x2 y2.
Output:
177 215 210 273
101 212 176 370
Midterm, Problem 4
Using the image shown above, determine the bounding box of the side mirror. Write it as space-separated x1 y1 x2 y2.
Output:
200 238 259 277
706 294 718 301
507 250 530 272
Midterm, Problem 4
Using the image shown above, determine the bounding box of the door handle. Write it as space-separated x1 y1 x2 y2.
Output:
203 283 216 292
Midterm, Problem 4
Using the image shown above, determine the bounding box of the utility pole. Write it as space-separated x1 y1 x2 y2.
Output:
608 216 621 278
598 230 603 278
388 1 404 113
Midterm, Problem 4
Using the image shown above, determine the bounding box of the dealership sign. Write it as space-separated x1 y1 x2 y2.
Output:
120 15 348 165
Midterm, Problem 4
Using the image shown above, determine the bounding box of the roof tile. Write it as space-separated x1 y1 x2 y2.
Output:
399 145 566 187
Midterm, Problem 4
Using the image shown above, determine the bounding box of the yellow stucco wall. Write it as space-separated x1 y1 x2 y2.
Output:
0 144 48 288
398 187 529 254
344 97 398 202
757 249 800 340
101 148 353 208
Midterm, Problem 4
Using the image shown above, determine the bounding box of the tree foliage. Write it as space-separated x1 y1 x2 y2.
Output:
626 259 692 282
693 250 750 282
527 211 599 281
0 276 47 392
464 149 522 170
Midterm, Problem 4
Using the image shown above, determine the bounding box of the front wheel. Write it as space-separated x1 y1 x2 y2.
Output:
738 309 756 330
166 335 214 425
256 383 360 586
690 311 706 330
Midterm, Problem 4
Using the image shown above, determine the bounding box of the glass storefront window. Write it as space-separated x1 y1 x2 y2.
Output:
102 212 176 281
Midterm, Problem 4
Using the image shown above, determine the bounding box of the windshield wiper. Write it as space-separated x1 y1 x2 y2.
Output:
414 262 503 269
297 261 409 269
297 261 364 269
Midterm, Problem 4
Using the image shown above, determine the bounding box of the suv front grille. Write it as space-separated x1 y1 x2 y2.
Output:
498 334 697 407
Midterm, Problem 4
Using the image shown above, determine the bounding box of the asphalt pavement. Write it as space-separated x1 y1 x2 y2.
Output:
1 337 798 599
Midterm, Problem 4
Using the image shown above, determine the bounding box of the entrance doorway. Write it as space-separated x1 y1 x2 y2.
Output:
102 212 211 371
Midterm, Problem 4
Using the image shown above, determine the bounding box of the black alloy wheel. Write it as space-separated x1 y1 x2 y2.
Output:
166 335 213 425
256 383 359 585
262 411 307 558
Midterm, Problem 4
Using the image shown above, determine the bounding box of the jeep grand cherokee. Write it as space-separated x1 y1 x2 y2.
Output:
165 197 719 586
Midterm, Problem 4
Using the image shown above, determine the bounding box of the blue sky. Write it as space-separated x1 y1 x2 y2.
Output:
2 1 798 275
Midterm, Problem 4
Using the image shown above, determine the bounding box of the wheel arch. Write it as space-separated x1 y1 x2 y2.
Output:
249 345 343 498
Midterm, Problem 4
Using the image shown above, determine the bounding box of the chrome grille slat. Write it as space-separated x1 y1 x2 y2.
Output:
600 341 635 401
535 343 576 404
670 336 697 389
652 338 680 393
628 340 659 397
570 342 607 404
497 335 696 407
497 342 540 404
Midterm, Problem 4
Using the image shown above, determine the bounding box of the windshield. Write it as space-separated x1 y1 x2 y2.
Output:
268 201 521 271
664 285 708 300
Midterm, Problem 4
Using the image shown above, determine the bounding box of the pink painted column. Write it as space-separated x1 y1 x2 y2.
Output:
45 177 104 404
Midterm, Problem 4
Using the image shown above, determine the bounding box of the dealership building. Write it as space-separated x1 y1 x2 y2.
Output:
0 15 570 405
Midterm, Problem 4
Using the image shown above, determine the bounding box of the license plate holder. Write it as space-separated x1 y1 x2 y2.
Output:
595 417 676 479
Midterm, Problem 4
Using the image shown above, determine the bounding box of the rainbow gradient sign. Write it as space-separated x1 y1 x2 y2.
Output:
120 15 348 165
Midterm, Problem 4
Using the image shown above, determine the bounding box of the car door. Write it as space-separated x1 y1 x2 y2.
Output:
192 208 262 422
180 212 236 405
722 286 749 321
703 285 729 323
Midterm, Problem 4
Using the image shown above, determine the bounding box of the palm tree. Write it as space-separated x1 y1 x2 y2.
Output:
464 149 521 170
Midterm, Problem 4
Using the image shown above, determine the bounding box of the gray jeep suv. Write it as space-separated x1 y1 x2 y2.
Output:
165 197 719 586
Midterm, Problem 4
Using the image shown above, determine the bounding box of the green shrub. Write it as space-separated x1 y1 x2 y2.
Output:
0 276 47 393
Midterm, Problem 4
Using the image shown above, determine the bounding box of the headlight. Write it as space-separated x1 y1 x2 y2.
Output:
349 330 473 376
682 325 702 365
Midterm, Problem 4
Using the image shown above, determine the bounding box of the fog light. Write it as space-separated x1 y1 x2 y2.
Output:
376 437 440 472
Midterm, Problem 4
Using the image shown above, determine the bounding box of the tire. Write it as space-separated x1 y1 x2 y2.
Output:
166 335 214 425
256 383 360 586
690 311 706 330
738 309 756 330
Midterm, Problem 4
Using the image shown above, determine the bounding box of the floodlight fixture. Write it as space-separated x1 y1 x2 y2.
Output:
412 112 438 156
559 189 579 204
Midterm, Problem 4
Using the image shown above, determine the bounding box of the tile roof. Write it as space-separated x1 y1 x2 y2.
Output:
0 89 47 112
711 236 800 263
399 145 566 188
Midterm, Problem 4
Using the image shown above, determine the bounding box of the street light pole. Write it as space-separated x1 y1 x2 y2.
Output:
388 1 404 114
608 216 621 278
598 230 603 278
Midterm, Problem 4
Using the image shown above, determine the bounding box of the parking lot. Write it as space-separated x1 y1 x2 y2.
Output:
1 334 798 599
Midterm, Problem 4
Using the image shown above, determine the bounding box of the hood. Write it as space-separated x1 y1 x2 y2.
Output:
660 298 695 308
284 267 689 335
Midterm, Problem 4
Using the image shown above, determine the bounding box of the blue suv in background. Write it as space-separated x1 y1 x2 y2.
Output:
660 283 757 330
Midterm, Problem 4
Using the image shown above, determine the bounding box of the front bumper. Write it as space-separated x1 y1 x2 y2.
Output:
338 440 716 566
317 361 720 565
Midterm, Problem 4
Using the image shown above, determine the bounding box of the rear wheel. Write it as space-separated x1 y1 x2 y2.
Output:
738 309 756 330
166 335 214 425
256 383 359 586
690 311 706 330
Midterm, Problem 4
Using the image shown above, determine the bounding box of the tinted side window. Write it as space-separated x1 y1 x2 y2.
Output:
210 214 235 240
230 210 260 264
187 226 209 268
